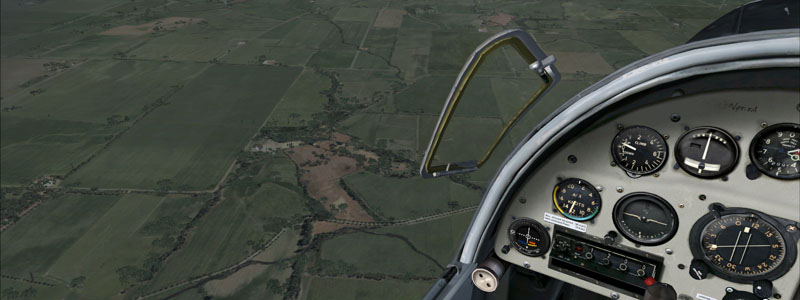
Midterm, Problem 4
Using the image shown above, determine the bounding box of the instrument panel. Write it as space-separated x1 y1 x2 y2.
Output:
493 89 800 300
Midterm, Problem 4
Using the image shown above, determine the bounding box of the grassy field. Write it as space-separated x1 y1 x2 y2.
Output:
267 69 330 126
140 182 307 293
0 60 208 185
318 231 442 277
0 193 120 277
343 172 480 220
376 212 473 266
64 64 301 190
306 277 434 300
0 193 208 299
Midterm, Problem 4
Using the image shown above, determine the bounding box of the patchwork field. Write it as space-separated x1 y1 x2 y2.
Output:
1 0 744 298
63 64 301 190
0 193 207 299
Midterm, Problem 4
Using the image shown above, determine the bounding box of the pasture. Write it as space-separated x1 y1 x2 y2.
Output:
64 64 301 190
342 172 480 220
305 277 433 300
141 182 306 293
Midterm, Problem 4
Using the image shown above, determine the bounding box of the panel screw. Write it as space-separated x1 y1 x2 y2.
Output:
523 261 530 269
775 293 782 299
670 114 681 122
616 186 624 193
726 287 734 293
679 203 685 208
653 173 660 178
611 292 620 299
568 155 578 163
663 134 669 139
761 122 768 128
678 264 685 270
665 248 674 255
611 161 617 167
787 224 798 233
734 135 741 141
721 176 728 182
596 185 604 192
684 125 690 131
699 194 706 201
519 197 527 204
617 124 624 130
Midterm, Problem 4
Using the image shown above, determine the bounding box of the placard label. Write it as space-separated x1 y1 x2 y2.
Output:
544 212 587 232
696 293 717 300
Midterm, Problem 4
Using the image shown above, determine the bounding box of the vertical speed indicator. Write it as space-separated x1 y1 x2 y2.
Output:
611 126 668 176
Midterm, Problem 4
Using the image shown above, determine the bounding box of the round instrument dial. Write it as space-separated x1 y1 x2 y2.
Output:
612 193 678 246
689 208 797 283
508 218 550 257
611 126 668 176
676 126 739 179
749 123 800 179
553 178 601 221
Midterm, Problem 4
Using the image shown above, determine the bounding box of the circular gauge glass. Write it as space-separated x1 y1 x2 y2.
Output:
689 209 797 283
675 126 739 178
749 123 800 179
611 126 668 176
508 218 550 257
612 192 678 246
553 178 601 221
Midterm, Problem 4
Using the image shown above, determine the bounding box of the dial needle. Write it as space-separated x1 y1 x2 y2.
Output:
710 244 772 248
646 219 668 226
624 212 643 220
739 234 753 264
622 143 637 151
701 133 713 160
729 231 743 261
569 201 577 214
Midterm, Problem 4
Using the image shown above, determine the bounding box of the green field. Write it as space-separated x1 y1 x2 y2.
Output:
343 172 480 220
318 231 442 277
306 277 434 300
64 64 301 189
0 60 207 185
0 193 207 299
139 182 307 294
0 194 120 277
267 69 330 126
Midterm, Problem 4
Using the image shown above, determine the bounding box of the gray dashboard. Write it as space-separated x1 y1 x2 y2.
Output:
493 89 800 300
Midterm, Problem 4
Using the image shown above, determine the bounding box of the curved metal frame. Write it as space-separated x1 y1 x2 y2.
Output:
420 29 561 178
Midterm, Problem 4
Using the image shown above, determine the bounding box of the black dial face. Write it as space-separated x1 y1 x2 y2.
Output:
508 218 550 257
612 193 678 246
611 126 668 176
676 126 739 178
749 123 800 179
700 214 786 279
553 178 601 221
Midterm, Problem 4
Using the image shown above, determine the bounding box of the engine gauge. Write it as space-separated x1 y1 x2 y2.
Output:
553 178 601 221
689 206 797 283
612 192 678 246
611 126 668 176
749 123 800 179
508 218 550 257
675 126 739 178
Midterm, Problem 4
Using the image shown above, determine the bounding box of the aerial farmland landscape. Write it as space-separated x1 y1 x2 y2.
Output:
0 0 746 299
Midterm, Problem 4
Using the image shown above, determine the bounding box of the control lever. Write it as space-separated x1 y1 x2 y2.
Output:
643 277 677 300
